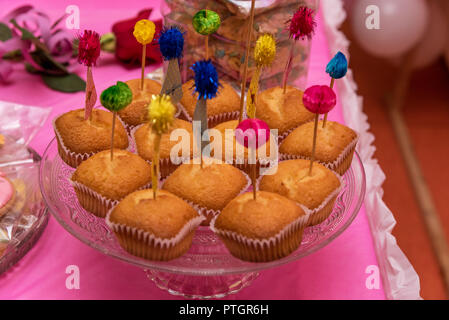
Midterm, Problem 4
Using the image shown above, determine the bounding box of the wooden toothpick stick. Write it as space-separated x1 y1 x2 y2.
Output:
308 114 319 176
238 0 256 123
322 78 335 128
110 111 117 161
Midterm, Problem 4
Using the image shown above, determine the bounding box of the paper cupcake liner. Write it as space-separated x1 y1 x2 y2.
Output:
256 166 345 227
280 133 359 175
178 102 240 128
53 113 130 168
69 173 152 218
210 205 310 262
105 205 205 261
162 168 252 226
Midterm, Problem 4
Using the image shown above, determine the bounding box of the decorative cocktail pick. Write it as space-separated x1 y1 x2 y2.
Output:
235 118 270 200
158 26 185 104
148 94 175 199
192 9 221 60
323 51 348 127
238 0 256 123
100 81 133 161
133 19 156 91
191 60 220 168
77 30 101 120
302 85 336 175
246 34 276 119
282 6 316 94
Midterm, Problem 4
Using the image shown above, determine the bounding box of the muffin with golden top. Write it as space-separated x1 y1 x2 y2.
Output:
53 108 129 168
106 189 203 261
211 120 277 177
117 79 162 130
211 191 309 262
133 118 194 178
280 120 358 175
71 149 152 218
179 80 240 127
256 86 314 141
162 158 249 225
259 159 342 226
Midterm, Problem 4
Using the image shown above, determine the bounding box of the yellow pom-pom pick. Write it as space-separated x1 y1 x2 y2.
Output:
133 19 156 45
134 19 156 91
254 34 276 68
246 68 260 119
148 94 175 199
244 34 276 119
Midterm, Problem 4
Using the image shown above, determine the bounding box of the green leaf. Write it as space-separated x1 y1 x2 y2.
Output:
0 23 12 41
100 32 116 53
10 19 36 40
42 73 86 93
30 49 68 75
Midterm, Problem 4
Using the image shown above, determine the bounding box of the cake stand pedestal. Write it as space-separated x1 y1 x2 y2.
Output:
145 270 259 299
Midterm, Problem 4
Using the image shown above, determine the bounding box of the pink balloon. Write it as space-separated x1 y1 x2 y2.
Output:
235 118 270 150
408 0 448 69
351 0 429 58
303 85 336 114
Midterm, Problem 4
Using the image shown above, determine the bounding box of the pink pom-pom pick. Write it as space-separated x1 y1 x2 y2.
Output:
77 30 101 67
303 85 336 114
288 6 316 41
235 118 270 150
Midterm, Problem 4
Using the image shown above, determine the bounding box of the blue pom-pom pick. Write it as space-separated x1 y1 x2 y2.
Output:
326 51 348 79
191 60 220 100
158 26 185 60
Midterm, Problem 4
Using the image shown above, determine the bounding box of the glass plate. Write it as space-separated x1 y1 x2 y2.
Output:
39 137 366 277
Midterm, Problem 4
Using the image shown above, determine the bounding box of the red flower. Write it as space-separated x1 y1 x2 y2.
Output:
112 9 163 66
78 30 101 66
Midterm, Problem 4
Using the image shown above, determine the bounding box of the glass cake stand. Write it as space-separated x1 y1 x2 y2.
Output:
39 137 366 299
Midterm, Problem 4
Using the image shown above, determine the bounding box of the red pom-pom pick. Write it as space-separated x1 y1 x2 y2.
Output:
235 118 270 150
288 6 316 41
77 30 101 67
303 85 336 114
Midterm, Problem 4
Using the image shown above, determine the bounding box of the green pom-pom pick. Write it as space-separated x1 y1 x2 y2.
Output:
100 81 133 112
192 10 221 36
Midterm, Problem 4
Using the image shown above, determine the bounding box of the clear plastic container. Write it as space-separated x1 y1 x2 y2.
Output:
161 0 320 90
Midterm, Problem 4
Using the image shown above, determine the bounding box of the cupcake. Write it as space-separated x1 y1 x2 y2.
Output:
70 149 152 218
53 108 129 168
0 171 15 218
117 79 162 131
211 191 309 262
179 80 240 127
280 120 358 175
211 120 277 176
259 159 342 226
256 85 314 142
132 118 194 179
106 189 204 261
162 159 250 225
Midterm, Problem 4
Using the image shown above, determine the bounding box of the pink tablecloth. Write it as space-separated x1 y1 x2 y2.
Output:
0 0 385 299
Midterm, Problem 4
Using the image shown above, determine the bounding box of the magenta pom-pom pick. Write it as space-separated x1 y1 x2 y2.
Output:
235 118 270 150
77 30 101 67
288 6 316 41
303 85 336 114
